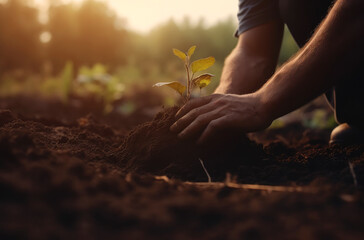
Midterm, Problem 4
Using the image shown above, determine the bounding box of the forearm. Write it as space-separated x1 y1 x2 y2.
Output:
257 0 364 120
215 21 283 95
215 48 277 94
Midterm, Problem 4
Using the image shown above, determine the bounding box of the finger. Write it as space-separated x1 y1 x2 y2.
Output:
197 116 228 145
178 109 222 139
170 103 216 133
175 95 213 119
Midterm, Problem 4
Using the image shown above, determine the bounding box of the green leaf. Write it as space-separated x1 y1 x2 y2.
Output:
191 56 215 73
173 48 186 62
192 73 214 89
92 63 107 75
187 45 196 57
153 81 186 95
79 66 92 77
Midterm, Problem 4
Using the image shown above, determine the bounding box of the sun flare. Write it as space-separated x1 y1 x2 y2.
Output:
32 0 236 33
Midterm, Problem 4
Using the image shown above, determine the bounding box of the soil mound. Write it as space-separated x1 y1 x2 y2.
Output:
1 107 363 185
114 107 266 181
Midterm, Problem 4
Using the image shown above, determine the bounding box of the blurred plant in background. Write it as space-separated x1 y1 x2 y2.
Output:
76 63 125 113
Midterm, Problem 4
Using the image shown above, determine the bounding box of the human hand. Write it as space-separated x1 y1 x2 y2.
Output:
170 93 272 145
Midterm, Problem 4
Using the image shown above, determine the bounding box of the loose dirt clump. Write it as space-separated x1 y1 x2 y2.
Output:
114 107 265 181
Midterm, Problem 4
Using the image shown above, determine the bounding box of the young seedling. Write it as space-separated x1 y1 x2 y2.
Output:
153 45 215 101
154 46 215 182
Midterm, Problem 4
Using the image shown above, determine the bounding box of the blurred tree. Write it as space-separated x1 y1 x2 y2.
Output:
131 16 237 78
76 0 127 66
0 0 42 72
147 19 186 66
47 0 128 72
47 2 78 72
206 17 237 62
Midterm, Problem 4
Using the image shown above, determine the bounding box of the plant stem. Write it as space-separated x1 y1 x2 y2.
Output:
185 64 191 100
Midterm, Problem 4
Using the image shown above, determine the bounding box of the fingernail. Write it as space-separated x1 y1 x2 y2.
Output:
170 124 176 131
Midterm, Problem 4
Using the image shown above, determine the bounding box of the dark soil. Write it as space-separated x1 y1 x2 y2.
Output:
0 92 162 133
0 96 363 239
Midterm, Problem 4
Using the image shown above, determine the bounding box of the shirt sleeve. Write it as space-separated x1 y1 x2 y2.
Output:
235 0 280 37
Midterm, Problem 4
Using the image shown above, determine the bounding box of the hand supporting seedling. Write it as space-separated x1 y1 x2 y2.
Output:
153 45 215 101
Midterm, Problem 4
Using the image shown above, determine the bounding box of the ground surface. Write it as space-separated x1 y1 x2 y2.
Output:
0 95 363 240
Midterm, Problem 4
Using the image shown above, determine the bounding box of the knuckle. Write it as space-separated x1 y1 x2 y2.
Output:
190 108 199 117
209 121 218 128
215 96 229 106
205 126 216 137
221 95 231 103
177 118 185 126
211 119 224 129
194 117 202 125
214 99 224 106
211 93 222 98
195 115 207 125
178 116 189 126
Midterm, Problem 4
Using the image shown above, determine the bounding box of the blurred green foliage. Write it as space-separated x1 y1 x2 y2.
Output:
75 63 125 113
303 109 337 129
60 61 73 103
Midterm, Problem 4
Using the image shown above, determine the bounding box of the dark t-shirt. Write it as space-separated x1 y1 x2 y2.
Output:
236 0 280 36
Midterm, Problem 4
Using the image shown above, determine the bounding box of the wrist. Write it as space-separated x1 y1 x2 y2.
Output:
251 90 275 128
214 83 240 95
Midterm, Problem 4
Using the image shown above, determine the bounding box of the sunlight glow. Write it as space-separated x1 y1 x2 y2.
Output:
39 31 52 44
33 0 237 33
